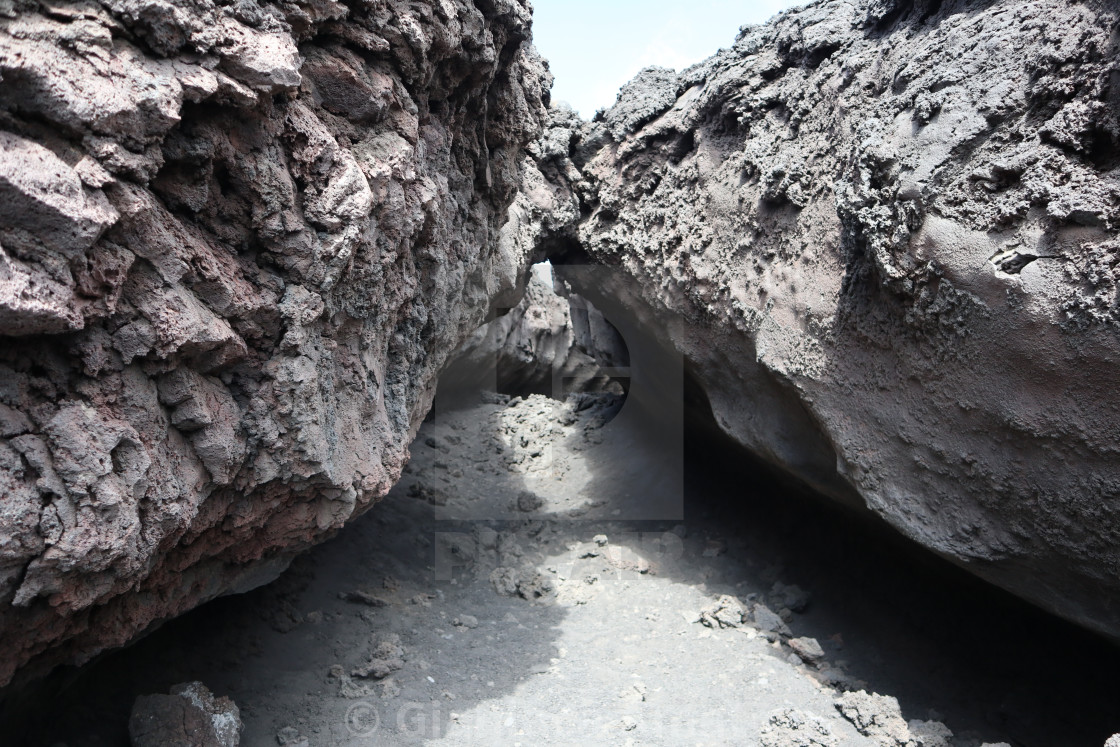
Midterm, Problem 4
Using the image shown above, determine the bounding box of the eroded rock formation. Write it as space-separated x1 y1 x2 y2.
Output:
3 0 1120 694
537 0 1120 638
440 263 628 401
0 0 550 686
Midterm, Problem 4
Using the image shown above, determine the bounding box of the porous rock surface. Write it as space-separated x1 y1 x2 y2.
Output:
0 0 550 686
539 0 1120 638
129 681 242 747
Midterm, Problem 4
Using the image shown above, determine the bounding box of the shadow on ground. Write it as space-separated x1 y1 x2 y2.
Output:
2 375 1119 746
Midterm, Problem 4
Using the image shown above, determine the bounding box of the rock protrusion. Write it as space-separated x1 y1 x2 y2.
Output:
129 682 242 747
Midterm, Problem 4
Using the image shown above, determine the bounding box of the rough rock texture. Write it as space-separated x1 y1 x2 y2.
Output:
537 0 1120 639
835 690 951 747
440 262 628 400
129 681 241 747
0 0 549 687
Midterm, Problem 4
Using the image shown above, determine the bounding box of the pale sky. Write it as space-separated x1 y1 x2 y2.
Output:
532 0 806 117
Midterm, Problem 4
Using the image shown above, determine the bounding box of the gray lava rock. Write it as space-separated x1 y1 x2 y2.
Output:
129 682 241 747
759 708 838 747
700 594 746 629
516 490 545 513
790 637 826 664
0 0 550 686
834 690 949 747
752 602 792 637
441 264 627 401
352 636 405 680
528 0 1120 641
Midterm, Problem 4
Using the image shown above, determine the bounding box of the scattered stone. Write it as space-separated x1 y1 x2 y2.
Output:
810 665 863 692
490 567 520 597
452 615 479 629
790 637 826 664
699 595 746 629
353 636 405 680
379 678 402 699
490 567 555 601
515 571 555 601
339 591 390 607
751 602 792 637
516 490 544 512
834 691 915 747
620 715 638 732
328 665 376 699
129 682 241 747
275 726 309 747
771 582 812 613
268 604 303 634
908 720 953 747
593 534 609 546
759 708 838 747
604 545 651 575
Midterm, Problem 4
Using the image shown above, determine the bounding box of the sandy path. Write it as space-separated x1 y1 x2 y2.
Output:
8 393 1120 746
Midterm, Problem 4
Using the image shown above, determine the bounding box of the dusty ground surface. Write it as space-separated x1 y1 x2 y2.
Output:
5 391 1120 746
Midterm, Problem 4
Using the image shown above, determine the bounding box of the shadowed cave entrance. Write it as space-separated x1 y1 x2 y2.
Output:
3 265 1120 746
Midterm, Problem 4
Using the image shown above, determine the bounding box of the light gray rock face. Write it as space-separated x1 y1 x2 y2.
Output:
441 263 628 400
0 0 549 686
537 0 1120 638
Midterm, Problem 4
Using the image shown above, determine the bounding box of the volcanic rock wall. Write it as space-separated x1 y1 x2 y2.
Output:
0 0 549 686
538 0 1120 638
439 262 628 401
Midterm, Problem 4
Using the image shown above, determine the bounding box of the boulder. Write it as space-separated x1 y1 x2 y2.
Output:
536 0 1120 639
0 0 549 687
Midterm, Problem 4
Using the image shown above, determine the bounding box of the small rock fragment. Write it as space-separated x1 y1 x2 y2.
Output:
759 708 838 747
790 636 826 664
340 590 389 607
490 567 520 597
751 602 792 637
276 726 309 747
699 595 746 629
834 691 914 747
453 614 479 629
329 665 377 699
490 567 554 601
908 719 953 747
353 636 405 680
516 490 544 512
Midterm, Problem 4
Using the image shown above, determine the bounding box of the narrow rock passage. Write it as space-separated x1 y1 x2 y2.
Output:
6 391 1120 746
